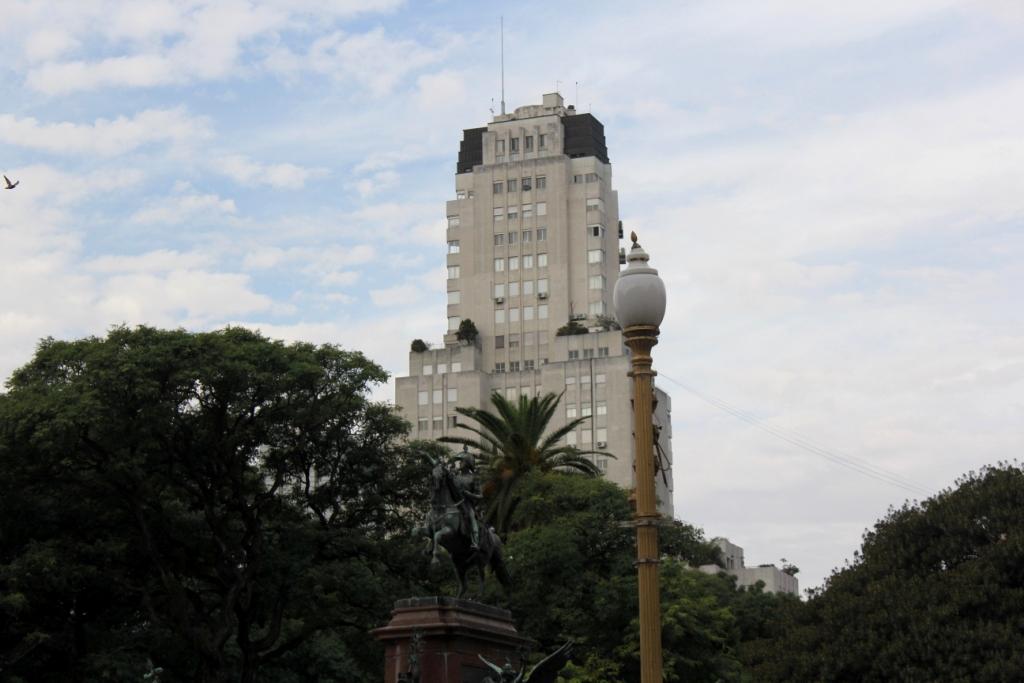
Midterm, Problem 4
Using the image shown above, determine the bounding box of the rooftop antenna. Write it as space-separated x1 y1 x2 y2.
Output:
575 81 579 107
500 17 506 116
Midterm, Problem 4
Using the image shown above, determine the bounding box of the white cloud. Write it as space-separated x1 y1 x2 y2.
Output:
212 154 328 189
131 192 237 225
85 249 216 273
24 28 79 62
0 108 211 157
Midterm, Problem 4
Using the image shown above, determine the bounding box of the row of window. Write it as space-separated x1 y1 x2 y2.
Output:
421 361 462 375
495 305 549 323
418 415 459 431
494 254 548 271
566 402 608 418
494 176 547 194
493 364 548 375
495 331 549 348
568 347 610 359
565 373 608 385
494 278 548 298
566 430 608 447
495 135 547 156
572 173 601 184
417 388 458 405
493 202 547 221
494 228 548 245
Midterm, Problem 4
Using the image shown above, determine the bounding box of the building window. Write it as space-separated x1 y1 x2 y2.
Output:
589 275 605 290
447 388 457 401
536 228 547 241
598 347 609 357
452 362 462 372
586 173 599 182
566 404 578 418
583 349 594 359
581 375 591 384
494 233 505 246
494 283 506 298
448 291 461 305
596 428 607 443
523 305 534 320
595 373 606 384
581 431 592 444
573 174 584 184
433 416 443 430
507 206 518 221
536 202 547 216
568 350 579 360
509 307 520 322
417 418 429 432
495 309 505 323
538 135 547 150
522 204 534 219
448 316 459 331
423 364 433 375
525 136 534 151
495 258 505 272
448 240 460 254
538 304 548 319
536 175 546 188
418 391 429 405
539 330 548 344
495 335 505 349
448 265 460 279
510 138 520 153
493 207 504 220
522 230 532 243
524 359 535 370
597 401 607 416
589 301 606 315
509 334 520 348
448 215 460 228
437 363 447 374
510 361 520 372
509 256 519 271
506 387 517 399
496 139 505 155
538 278 549 294
509 281 519 296
589 224 604 237
493 181 503 194
523 280 534 295
566 432 577 446
508 231 518 245
433 390 442 404
586 197 604 211
597 458 608 472
587 249 604 264
523 254 534 269
508 178 518 192
524 332 535 346
521 176 532 191
538 253 548 268
449 415 459 427
495 362 506 373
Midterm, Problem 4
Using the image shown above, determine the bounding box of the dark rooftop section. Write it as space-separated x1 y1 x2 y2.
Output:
457 126 486 173
562 113 609 164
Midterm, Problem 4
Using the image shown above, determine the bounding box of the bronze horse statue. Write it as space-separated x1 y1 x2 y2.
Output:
416 454 510 599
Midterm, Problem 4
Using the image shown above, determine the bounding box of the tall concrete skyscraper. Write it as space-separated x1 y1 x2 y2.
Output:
396 93 674 516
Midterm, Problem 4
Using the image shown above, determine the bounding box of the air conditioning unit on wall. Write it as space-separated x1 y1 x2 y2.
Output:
538 292 548 299
495 297 505 304
597 441 607 448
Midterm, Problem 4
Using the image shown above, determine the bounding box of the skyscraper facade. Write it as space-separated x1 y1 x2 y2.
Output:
396 93 674 516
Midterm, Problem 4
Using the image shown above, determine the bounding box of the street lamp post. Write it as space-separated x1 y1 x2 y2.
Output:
613 232 667 683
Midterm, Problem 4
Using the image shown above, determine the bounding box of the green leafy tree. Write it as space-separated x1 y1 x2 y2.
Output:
440 392 607 534
0 326 430 682
744 462 1024 681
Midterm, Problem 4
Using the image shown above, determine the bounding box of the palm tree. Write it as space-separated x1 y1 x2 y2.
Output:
440 391 612 533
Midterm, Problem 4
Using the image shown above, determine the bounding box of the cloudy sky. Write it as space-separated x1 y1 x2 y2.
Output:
2 0 1022 590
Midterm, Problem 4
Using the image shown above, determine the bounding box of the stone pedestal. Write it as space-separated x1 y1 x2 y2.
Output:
372 597 532 683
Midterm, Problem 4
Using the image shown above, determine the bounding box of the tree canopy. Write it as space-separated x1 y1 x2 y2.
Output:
743 462 1024 681
0 326 431 682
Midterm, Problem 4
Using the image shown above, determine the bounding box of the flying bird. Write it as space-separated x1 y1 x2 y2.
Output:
3 175 18 190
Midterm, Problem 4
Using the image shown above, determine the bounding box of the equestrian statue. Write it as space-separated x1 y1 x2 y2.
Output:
415 446 511 599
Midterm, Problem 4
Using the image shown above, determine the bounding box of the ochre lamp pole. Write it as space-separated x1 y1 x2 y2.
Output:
613 232 667 683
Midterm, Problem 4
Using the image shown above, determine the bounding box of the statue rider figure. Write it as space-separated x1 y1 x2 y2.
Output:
453 446 483 550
